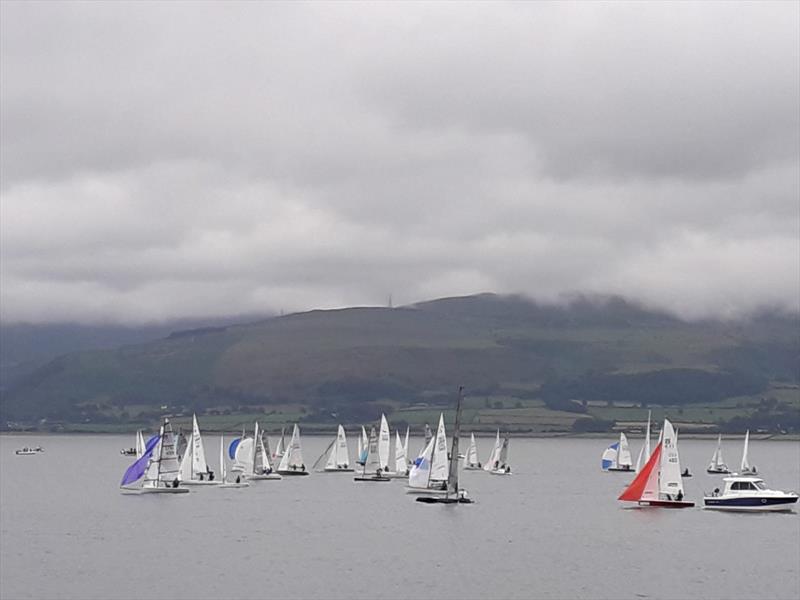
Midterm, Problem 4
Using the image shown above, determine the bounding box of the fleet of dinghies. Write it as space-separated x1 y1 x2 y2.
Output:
117 399 794 513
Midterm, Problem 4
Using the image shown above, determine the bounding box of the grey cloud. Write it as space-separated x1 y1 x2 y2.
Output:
1 1 797 324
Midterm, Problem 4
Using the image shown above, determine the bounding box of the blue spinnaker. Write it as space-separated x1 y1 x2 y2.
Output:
228 438 241 460
120 434 161 487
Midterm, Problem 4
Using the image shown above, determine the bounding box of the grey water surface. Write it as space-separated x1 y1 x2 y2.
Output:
1 434 798 600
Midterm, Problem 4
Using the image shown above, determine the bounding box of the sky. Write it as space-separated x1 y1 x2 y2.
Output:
1 1 798 324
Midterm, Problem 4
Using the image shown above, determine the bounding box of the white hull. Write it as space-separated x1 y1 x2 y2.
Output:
247 473 283 480
703 502 796 512
218 482 251 488
384 471 409 479
322 467 355 472
180 479 221 486
140 486 190 494
490 469 512 476
463 465 482 471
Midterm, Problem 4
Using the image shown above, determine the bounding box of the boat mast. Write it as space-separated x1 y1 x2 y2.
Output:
446 386 464 499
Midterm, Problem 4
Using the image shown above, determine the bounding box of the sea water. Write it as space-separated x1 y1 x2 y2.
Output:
1 434 798 600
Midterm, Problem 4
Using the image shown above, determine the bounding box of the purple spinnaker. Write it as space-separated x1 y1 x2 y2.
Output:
120 434 161 487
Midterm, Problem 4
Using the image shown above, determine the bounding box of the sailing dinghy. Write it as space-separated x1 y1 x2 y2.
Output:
483 430 501 473
406 413 449 495
618 419 693 508
277 424 309 475
245 423 282 480
707 434 731 474
490 436 512 475
354 426 390 481
388 430 409 477
178 414 219 485
137 419 189 494
601 432 634 472
417 387 472 504
218 435 249 488
463 433 481 470
313 425 354 472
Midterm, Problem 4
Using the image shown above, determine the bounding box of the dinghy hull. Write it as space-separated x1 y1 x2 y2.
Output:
218 482 250 488
416 496 473 504
405 486 448 495
322 467 355 472
637 500 694 508
277 470 309 476
247 473 283 480
181 479 220 486
140 487 190 494
354 476 390 482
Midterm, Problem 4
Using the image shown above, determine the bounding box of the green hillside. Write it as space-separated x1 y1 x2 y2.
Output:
2 294 798 433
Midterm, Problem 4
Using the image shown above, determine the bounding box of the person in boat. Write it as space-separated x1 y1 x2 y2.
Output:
713 487 720 496
677 490 683 501
301 463 306 471
199 473 204 481
208 470 215 481
172 478 179 488
505 466 511 474
682 468 689 476
235 475 241 484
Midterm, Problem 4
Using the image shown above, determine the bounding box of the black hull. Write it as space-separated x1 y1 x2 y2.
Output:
277 470 309 476
416 496 473 504
354 476 390 482
607 467 634 472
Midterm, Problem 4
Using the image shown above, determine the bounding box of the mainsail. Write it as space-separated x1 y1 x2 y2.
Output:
708 434 726 470
378 414 391 470
394 430 407 474
464 433 479 468
142 420 181 489
446 387 464 497
484 429 501 472
659 419 684 499
430 413 448 483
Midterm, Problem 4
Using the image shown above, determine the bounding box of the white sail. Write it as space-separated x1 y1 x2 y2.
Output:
601 442 619 470
408 436 435 488
378 414 391 470
430 413 448 482
178 432 194 481
257 430 272 473
740 430 752 473
419 423 433 456
274 427 286 460
403 427 410 464
234 438 254 473
191 415 209 476
658 419 684 499
708 434 727 470
143 420 181 488
361 426 382 475
484 429 501 471
394 430 407 474
617 433 632 468
135 430 146 459
324 424 349 469
285 424 304 469
464 433 479 467
142 426 164 488
635 411 652 472
277 439 291 471
496 437 510 469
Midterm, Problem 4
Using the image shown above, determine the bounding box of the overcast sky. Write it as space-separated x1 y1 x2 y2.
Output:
1 1 798 324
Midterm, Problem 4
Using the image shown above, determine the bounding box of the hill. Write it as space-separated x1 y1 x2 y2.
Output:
1 294 798 433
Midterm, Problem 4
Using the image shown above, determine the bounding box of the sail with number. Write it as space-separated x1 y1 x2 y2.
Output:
325 425 350 470
659 419 684 498
430 413 448 483
142 419 182 490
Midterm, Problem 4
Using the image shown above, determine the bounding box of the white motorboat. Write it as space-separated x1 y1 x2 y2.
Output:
704 476 798 511
15 446 44 456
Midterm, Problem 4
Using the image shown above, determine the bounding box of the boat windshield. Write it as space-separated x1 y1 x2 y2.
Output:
753 481 767 490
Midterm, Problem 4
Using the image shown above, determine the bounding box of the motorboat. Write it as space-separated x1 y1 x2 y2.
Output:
704 476 798 512
15 446 44 455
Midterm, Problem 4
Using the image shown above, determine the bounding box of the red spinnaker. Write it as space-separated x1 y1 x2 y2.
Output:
618 442 662 502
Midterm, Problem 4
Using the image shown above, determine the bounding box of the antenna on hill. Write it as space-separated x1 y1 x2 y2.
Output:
388 294 393 309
